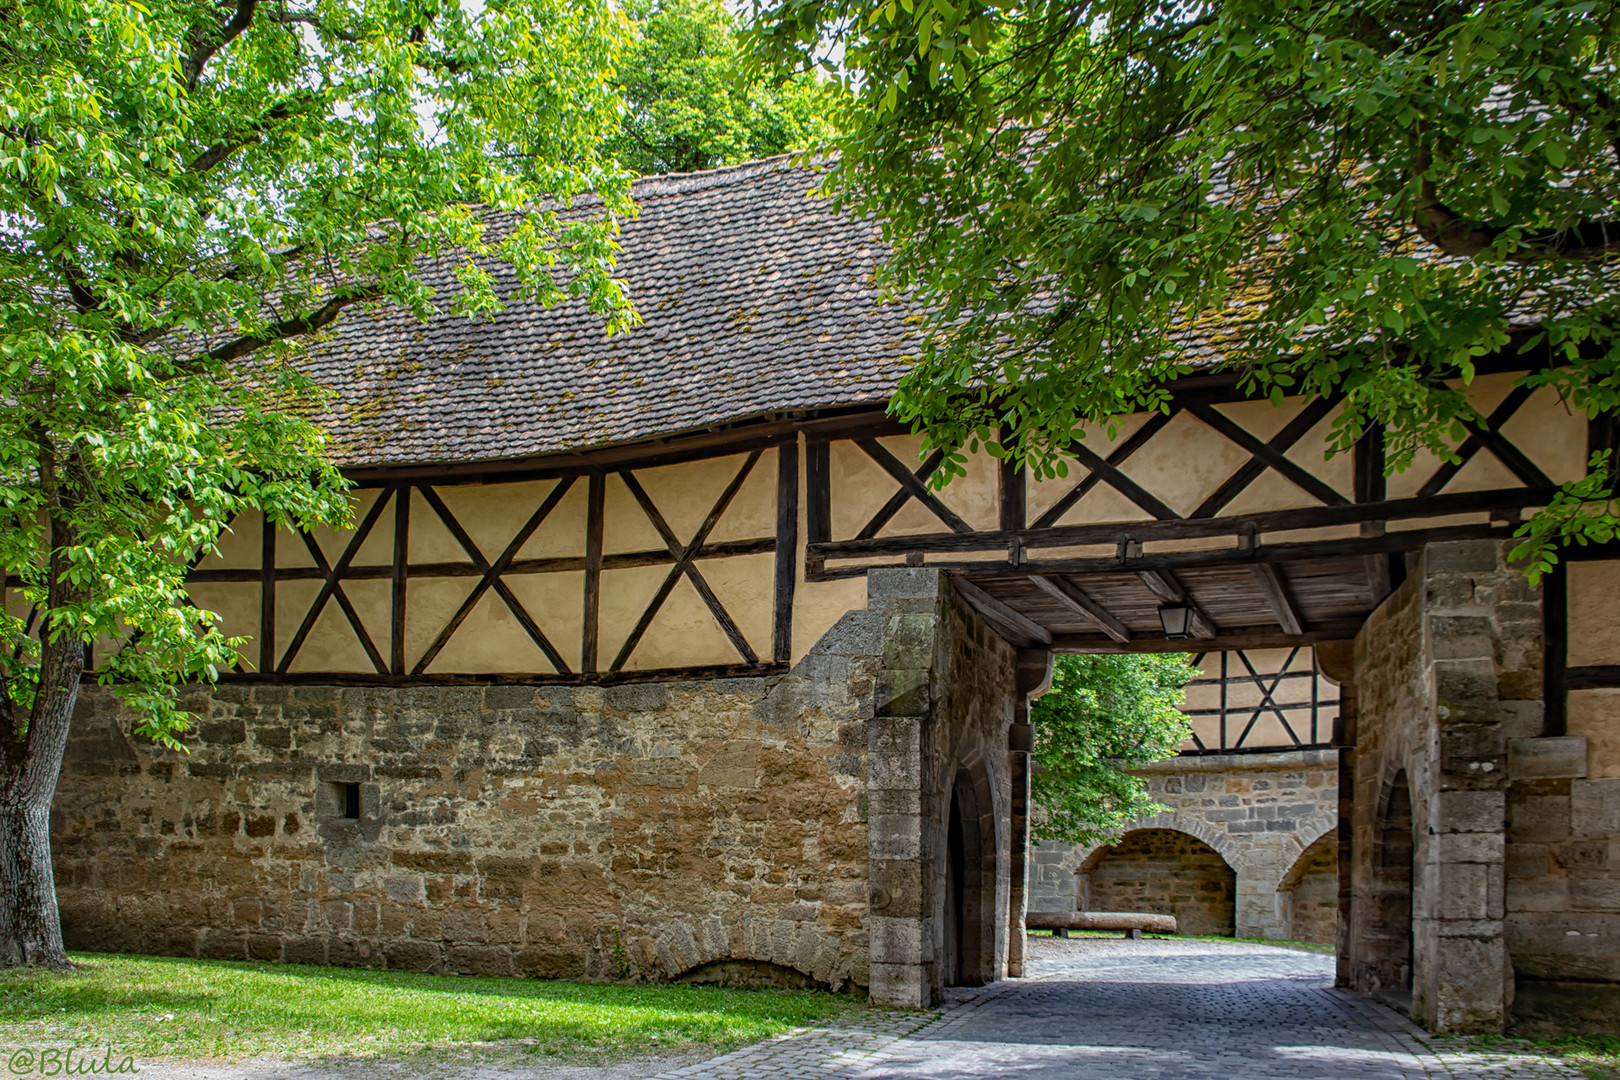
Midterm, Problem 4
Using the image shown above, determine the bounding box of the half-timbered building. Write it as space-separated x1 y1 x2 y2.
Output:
29 156 1620 1032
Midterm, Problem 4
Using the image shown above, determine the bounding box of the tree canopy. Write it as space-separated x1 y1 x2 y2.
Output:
1029 654 1194 848
752 0 1620 573
0 0 634 966
611 0 841 175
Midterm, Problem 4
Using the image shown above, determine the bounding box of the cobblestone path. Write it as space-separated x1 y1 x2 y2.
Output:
653 937 1578 1080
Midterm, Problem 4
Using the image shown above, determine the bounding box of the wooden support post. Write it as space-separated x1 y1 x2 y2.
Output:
774 440 799 664
390 486 409 676
259 518 276 674
583 472 605 673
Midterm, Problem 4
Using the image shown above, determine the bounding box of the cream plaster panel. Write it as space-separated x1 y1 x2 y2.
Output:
882 433 1000 533
1569 689 1620 779
828 440 896 539
705 448 780 544
420 588 562 675
403 577 477 671
600 565 734 670
1499 383 1589 485
603 473 670 554
306 489 392 568
432 481 566 563
1441 451 1521 494
274 524 316 569
1384 443 1449 499
184 583 259 667
281 578 390 673
194 510 263 573
515 481 590 560
503 572 585 672
1281 404 1355 499
1118 410 1254 518
1568 562 1620 668
1047 483 1156 528
617 554 774 671
404 488 477 566
1026 413 1155 524
1220 469 1330 517
1212 397 1304 444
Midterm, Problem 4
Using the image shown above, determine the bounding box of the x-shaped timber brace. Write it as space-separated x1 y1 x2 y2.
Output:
174 440 800 684
806 376 1569 652
1179 648 1340 755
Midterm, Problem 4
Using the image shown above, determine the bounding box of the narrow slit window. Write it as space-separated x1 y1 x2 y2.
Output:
342 782 361 820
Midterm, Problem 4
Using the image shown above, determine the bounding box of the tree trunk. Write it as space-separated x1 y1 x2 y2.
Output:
0 583 84 969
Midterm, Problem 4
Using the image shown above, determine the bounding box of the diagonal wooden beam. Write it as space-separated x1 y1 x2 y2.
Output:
612 454 761 671
1416 385 1554 498
952 578 1052 647
857 447 948 540
1187 401 1350 513
1135 569 1217 639
1250 563 1304 636
1062 440 1180 521
277 493 392 674
1027 575 1130 643
418 485 572 675
855 438 974 534
1032 411 1174 529
1231 648 1304 748
412 477 576 675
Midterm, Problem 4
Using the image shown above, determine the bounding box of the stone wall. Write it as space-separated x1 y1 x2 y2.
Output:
1280 836 1337 947
864 569 1018 1007
52 608 890 992
1343 539 1583 1033
1078 830 1236 936
1029 749 1337 941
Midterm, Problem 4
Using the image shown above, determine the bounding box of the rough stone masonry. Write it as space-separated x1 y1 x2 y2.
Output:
48 569 1020 1008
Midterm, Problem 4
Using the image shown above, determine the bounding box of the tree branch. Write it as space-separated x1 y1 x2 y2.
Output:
1414 145 1620 261
203 286 382 364
181 0 260 91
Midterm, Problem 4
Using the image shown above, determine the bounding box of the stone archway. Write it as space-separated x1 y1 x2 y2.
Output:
1365 769 1415 992
942 757 998 987
1276 832 1338 945
1076 828 1238 937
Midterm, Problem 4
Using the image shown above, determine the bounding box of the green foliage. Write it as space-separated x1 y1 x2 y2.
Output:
0 0 636 745
0 953 858 1061
612 0 842 175
1029 653 1194 848
752 0 1620 543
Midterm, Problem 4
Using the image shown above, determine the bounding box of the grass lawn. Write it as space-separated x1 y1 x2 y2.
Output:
0 953 864 1063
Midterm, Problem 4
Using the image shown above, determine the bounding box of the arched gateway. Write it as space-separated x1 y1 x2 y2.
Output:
30 157 1620 1034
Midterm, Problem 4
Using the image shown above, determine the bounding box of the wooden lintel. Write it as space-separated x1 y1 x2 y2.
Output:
1251 563 1305 636
1053 621 1364 655
811 486 1552 561
1026 574 1130 643
1136 569 1216 639
213 661 792 688
952 578 1053 647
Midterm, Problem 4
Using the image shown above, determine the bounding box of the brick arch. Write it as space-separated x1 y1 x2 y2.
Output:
1073 813 1242 873
652 916 859 992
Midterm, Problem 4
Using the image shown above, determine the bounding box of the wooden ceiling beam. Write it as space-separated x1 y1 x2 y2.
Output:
1027 574 1131 643
953 578 1053 647
1136 569 1217 639
1250 563 1305 636
1052 619 1364 654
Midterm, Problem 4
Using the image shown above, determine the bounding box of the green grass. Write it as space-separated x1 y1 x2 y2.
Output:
1434 1034 1620 1080
0 953 863 1063
1028 929 1335 954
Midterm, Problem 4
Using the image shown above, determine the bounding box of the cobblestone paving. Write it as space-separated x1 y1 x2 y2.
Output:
653 938 1578 1080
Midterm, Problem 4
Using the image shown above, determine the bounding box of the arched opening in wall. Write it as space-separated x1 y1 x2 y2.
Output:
941 764 995 987
1277 834 1338 946
1076 829 1236 937
1369 770 1415 992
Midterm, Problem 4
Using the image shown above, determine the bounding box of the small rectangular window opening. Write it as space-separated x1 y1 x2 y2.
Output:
325 781 361 821
342 782 361 820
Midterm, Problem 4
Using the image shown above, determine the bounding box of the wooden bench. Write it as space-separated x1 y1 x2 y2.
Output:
1026 911 1178 939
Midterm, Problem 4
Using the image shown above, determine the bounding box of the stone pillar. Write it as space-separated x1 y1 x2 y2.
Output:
1006 649 1050 979
866 569 944 1008
1349 539 1539 1033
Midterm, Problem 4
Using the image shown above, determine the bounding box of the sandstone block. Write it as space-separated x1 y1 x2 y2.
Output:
1509 737 1589 781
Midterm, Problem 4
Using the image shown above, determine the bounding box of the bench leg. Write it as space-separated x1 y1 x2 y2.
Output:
1126 928 1142 940
1054 927 1068 939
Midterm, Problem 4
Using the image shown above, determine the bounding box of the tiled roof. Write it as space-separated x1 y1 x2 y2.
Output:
303 157 917 468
